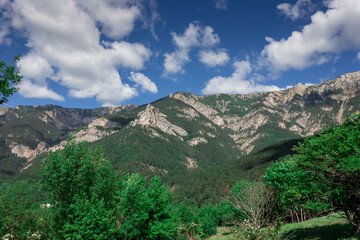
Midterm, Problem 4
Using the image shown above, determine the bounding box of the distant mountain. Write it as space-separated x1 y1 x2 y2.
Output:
0 104 136 175
1 70 360 205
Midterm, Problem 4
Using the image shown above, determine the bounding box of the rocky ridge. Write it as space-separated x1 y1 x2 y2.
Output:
0 104 136 174
165 71 360 153
1 70 360 176
130 104 188 138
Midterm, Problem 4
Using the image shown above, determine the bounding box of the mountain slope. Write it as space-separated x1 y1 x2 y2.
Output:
1 70 360 205
0 104 136 175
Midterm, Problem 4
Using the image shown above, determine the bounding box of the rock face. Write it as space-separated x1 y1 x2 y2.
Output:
11 142 48 160
36 105 135 130
49 117 120 152
187 137 208 146
172 93 225 126
2 70 360 176
130 104 188 137
185 157 198 169
0 104 136 174
12 117 121 171
168 70 360 153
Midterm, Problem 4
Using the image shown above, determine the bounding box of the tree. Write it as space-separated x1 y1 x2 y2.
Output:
116 174 179 239
41 139 116 238
227 180 278 231
226 180 283 240
41 139 115 207
264 156 330 223
61 195 117 240
0 54 22 104
116 173 151 239
0 181 51 239
41 139 181 239
197 204 219 238
175 203 202 240
146 176 179 239
290 114 360 234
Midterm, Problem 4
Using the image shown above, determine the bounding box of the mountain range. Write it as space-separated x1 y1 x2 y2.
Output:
1 70 360 206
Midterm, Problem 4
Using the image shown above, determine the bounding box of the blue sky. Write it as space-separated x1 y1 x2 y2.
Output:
1 0 360 108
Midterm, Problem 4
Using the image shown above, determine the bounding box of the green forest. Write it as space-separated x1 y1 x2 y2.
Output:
1 113 360 239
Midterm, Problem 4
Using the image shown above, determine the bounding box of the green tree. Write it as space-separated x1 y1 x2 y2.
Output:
175 203 202 240
116 173 150 239
264 156 330 222
146 176 179 239
0 54 22 104
41 139 181 239
0 181 51 239
197 204 219 238
41 139 116 238
291 114 360 234
61 195 117 240
116 174 179 239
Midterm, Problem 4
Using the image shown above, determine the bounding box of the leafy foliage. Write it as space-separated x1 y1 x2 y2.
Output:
294 114 360 233
265 156 330 223
39 139 181 239
0 181 52 239
266 113 360 234
41 138 115 208
116 174 179 239
0 54 22 104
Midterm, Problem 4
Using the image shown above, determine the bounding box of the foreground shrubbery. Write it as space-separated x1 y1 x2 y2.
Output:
265 113 360 235
0 139 225 239
1 114 360 239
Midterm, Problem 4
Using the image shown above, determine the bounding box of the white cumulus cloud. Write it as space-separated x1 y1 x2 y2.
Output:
199 49 230 67
261 0 360 73
77 0 141 39
19 80 65 101
18 53 53 85
129 72 158 94
2 0 153 106
163 22 221 76
202 60 280 95
277 0 314 20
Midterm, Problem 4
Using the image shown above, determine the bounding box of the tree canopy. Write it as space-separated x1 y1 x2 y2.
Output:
40 139 181 239
265 114 360 234
0 54 22 104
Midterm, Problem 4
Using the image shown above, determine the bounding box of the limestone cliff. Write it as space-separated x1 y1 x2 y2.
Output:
130 104 188 138
169 70 360 153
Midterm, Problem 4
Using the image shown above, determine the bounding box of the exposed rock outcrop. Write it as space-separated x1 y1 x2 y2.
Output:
185 157 198 169
3 70 360 174
49 117 120 152
130 104 188 137
13 117 120 171
171 70 360 153
187 137 208 146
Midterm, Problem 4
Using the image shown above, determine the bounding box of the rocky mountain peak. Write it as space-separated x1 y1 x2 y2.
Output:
2 70 360 177
130 104 188 137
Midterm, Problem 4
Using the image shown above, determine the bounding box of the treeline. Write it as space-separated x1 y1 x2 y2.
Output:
0 138 238 239
1 114 360 239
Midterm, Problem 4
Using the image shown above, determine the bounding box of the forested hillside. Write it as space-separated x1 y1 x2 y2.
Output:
1 71 360 206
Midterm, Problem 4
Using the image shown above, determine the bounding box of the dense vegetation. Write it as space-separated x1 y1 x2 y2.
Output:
0 54 22 104
1 113 359 239
0 139 228 239
265 114 360 235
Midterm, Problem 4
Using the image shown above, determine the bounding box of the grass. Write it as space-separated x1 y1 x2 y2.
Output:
208 227 233 240
280 213 358 240
209 213 358 240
